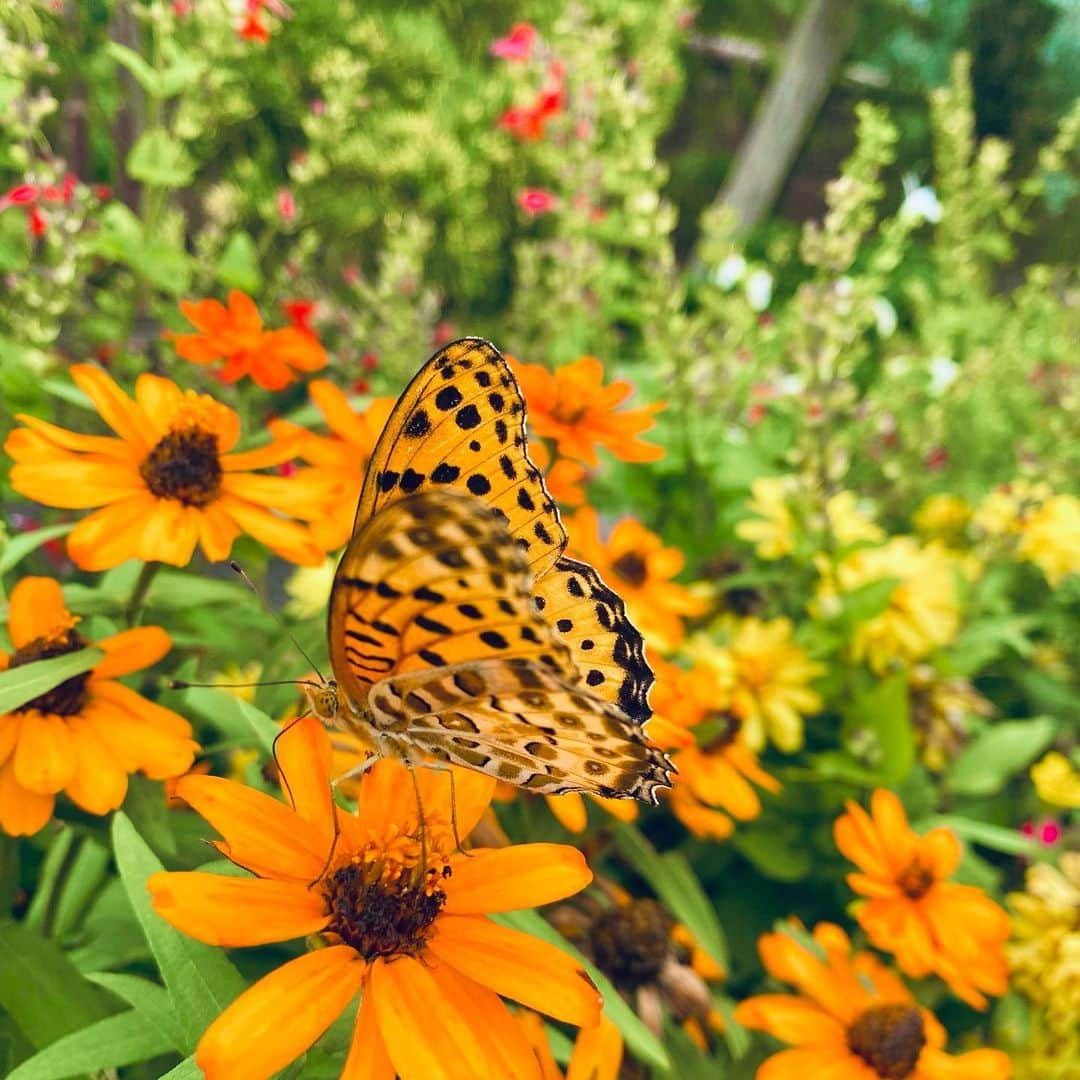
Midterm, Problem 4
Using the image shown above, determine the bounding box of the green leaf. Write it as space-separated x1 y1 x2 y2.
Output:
835 577 901 627
0 524 74 575
159 1056 202 1079
127 128 195 188
731 821 813 881
842 671 913 784
105 41 163 98
920 815 1042 856
947 717 1058 796
216 231 263 293
124 774 178 858
147 569 249 609
87 973 187 1052
23 831 110 940
180 687 278 752
91 203 192 294
661 1020 717 1080
111 813 246 1051
0 209 30 272
494 909 669 1072
6 1011 175 1080
0 648 104 714
710 994 751 1060
0 920 116 1051
613 824 728 970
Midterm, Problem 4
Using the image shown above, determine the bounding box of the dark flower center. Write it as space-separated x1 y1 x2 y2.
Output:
611 551 648 587
140 427 222 507
897 857 936 899
322 855 450 960
700 711 742 752
847 1003 926 1079
590 898 673 989
8 627 91 716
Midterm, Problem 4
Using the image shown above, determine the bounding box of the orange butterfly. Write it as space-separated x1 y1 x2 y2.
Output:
306 339 672 803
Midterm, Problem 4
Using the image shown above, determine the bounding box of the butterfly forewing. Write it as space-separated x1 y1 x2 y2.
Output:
353 338 567 578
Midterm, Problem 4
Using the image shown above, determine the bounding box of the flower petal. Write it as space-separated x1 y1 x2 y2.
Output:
66 495 158 571
8 577 70 647
12 413 131 459
86 692 196 780
70 364 156 451
14 711 76 794
64 717 128 814
148 872 328 946
89 679 192 737
8 457 143 508
135 500 201 567
428 915 602 1027
732 995 845 1046
275 714 335 836
92 626 171 679
0 758 54 835
196 946 363 1080
216 495 323 566
567 1016 623 1080
443 844 592 914
758 1046 870 1080
196 500 242 562
545 792 587 833
342 985 395 1080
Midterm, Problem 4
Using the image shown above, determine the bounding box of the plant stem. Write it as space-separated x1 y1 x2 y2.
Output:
126 560 161 626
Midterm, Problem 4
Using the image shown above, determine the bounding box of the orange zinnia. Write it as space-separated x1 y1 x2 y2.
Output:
528 439 588 507
513 356 664 465
4 365 327 569
567 508 707 649
268 381 396 550
0 577 197 836
834 789 1010 1009
170 289 327 390
734 922 1011 1080
148 716 603 1080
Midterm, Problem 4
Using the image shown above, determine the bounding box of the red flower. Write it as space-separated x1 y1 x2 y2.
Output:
238 12 269 42
517 188 558 216
28 207 47 237
498 73 565 141
276 188 296 222
490 22 537 61
281 299 316 335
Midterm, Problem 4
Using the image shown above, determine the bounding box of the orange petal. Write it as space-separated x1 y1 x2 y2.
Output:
66 495 158 571
0 714 18 768
758 1046 868 1080
85 694 196 780
0 757 54 835
342 985 395 1080
227 289 263 333
92 626 171 679
173 773 326 880
135 499 200 567
216 494 323 565
7 577 70 647
370 955 490 1080
70 364 155 451
732 995 844 1046
546 792 587 833
8 457 144 508
567 1015 623 1080
89 680 192 737
428 915 602 1027
132 373 184 437
196 946 363 1080
275 715 335 836
14 711 76 794
443 844 592 914
221 435 305 472
148 871 328 946
197 499 242 562
12 413 131 459
516 1010 562 1080
591 794 638 822
64 717 128 814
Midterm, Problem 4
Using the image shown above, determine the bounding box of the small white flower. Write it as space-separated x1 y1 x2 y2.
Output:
745 268 773 311
712 253 746 290
928 355 959 394
872 296 898 337
775 374 804 396
900 174 943 224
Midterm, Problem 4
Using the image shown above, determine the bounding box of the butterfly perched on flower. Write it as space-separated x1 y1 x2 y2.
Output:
306 338 672 802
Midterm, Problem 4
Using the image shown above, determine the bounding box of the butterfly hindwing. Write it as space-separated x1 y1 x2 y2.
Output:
353 338 567 578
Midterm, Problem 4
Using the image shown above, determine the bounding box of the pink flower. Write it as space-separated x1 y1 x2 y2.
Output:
1021 818 1062 847
276 187 296 222
490 22 537 61
517 188 558 216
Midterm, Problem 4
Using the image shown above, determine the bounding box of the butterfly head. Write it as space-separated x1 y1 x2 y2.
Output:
303 679 341 725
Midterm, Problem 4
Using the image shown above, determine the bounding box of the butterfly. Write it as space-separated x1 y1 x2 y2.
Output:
306 338 673 803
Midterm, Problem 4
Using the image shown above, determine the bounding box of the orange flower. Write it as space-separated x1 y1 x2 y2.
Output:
834 789 1010 1009
519 1010 623 1080
170 289 327 390
4 365 327 569
528 439 588 507
268 381 396 550
734 922 1011 1080
651 657 779 840
513 356 664 465
148 716 602 1080
0 577 197 836
567 508 706 649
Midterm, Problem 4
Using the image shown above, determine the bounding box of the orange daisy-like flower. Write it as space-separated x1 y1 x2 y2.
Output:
0 577 197 836
834 789 1010 1009
734 922 1011 1080
170 289 327 390
567 508 707 650
148 716 602 1080
268 381 396 550
528 439 588 507
513 356 664 465
651 657 779 841
4 365 327 569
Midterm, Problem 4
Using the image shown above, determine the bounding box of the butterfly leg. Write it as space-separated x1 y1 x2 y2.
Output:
409 758 473 857
331 752 380 791
404 760 429 885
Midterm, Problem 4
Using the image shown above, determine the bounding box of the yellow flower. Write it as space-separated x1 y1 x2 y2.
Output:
914 494 971 544
1031 751 1080 809
210 661 263 704
736 477 796 560
909 665 993 773
1016 493 1080 586
690 619 824 753
824 538 961 673
972 479 1050 537
826 491 884 546
282 553 337 619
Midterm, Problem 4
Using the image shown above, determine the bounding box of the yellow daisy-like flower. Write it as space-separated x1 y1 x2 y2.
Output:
688 619 824 753
736 477 796 560
1031 751 1080 809
0 577 197 836
914 494 971 544
825 490 884 547
282 552 338 620
823 538 961 673
149 716 602 1080
1016 493 1080 586
972 479 1050 537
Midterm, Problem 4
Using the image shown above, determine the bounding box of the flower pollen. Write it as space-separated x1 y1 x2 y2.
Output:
897 857 935 899
322 844 451 960
140 427 223 507
846 1003 926 1079
8 624 91 715
590 898 673 989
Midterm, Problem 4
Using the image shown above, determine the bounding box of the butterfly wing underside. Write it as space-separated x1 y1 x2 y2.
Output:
327 490 671 800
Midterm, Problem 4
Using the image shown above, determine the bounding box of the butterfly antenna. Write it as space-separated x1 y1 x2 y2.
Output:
229 560 328 683
167 678 324 691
